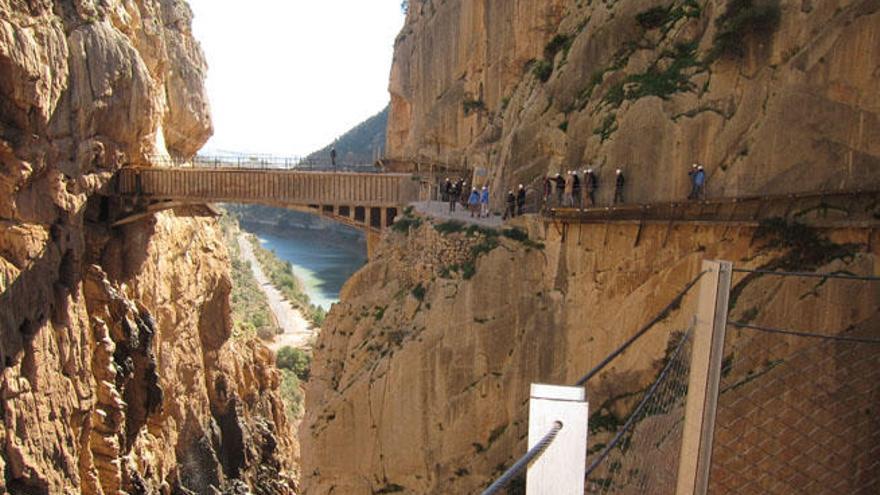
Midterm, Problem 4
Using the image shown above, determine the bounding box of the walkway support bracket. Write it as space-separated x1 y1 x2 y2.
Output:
675 260 732 495
527 384 588 494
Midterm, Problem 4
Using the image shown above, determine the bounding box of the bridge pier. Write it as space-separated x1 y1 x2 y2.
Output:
366 230 382 259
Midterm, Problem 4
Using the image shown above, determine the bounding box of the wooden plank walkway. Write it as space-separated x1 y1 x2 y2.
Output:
116 167 420 208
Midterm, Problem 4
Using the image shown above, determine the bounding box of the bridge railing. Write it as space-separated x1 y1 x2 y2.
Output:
142 154 382 172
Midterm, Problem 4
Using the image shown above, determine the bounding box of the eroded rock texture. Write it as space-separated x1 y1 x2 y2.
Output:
304 1 880 493
302 216 880 494
0 1 294 493
388 0 880 202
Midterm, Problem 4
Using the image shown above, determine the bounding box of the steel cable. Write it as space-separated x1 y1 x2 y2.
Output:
728 321 880 344
574 271 706 386
480 421 564 495
584 328 693 479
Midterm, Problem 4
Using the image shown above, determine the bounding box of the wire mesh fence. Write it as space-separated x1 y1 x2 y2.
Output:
708 321 880 494
585 329 694 494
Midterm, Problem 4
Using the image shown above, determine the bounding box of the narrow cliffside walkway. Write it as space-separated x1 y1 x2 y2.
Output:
237 234 316 350
411 201 504 228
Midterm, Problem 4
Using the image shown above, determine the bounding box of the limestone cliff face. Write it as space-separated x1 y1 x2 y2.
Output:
0 1 294 493
388 0 880 201
302 214 879 493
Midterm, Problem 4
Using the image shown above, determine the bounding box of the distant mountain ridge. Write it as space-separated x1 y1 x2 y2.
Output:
305 105 388 166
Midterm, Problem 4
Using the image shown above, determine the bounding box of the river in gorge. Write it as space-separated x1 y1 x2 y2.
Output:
240 220 368 311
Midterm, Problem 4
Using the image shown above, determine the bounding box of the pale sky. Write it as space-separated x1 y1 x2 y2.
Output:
187 1 405 157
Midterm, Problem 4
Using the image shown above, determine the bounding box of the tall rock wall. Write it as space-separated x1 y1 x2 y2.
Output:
0 1 295 492
302 1 880 493
388 0 880 202
302 215 879 494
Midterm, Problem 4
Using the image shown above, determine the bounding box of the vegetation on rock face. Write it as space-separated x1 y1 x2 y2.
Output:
277 345 312 381
220 215 281 340
280 369 305 419
712 0 782 58
531 59 554 83
463 97 487 116
248 235 327 327
304 104 389 166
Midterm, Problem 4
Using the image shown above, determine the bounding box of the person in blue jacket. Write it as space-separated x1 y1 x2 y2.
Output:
468 187 480 218
694 165 706 200
480 186 490 218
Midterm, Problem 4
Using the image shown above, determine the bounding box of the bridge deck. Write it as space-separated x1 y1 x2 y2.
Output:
116 167 420 208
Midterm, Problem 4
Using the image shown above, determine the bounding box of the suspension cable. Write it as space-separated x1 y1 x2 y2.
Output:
731 268 880 282
480 421 564 495
728 321 880 344
584 328 693 479
573 271 706 386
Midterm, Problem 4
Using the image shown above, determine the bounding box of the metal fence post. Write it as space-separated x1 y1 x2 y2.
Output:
675 260 732 495
527 384 588 494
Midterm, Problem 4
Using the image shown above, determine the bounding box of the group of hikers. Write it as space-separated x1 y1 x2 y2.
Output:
439 164 708 219
441 178 526 219
542 164 708 208
542 168 623 208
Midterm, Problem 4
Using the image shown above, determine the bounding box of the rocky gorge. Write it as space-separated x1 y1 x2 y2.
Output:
0 1 295 492
302 0 879 493
1 0 878 494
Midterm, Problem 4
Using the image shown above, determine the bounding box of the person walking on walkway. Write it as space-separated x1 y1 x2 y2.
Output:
330 147 337 169
614 168 626 204
553 173 565 206
688 164 699 199
442 178 451 202
694 165 706 200
584 168 597 207
504 190 516 220
516 184 526 216
449 179 460 212
563 171 575 207
572 170 582 209
468 187 480 218
542 176 552 211
480 186 490 218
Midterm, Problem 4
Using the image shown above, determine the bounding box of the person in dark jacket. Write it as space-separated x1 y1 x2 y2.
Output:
542 176 552 210
583 168 597 207
449 179 460 212
504 190 516 219
330 147 337 168
442 177 451 202
516 184 526 215
553 173 565 206
572 171 582 209
614 168 625 204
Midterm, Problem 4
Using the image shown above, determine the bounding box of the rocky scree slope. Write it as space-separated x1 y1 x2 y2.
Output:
0 1 295 493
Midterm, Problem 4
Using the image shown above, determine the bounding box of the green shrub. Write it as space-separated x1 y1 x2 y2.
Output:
434 220 467 235
532 60 553 82
636 6 671 29
392 213 422 234
502 228 545 249
463 97 486 116
558 121 569 132
276 346 311 381
411 283 426 301
544 34 573 61
712 0 781 58
594 114 618 143
279 369 304 418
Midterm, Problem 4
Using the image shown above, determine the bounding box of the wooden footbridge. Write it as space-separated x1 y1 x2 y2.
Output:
114 166 422 231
